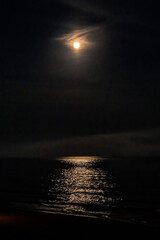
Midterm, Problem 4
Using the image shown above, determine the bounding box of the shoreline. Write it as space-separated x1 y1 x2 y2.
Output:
0 209 159 239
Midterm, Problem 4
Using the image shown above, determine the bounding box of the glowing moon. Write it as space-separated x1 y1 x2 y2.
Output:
73 42 80 49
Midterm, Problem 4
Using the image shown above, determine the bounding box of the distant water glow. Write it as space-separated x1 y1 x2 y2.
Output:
57 156 104 164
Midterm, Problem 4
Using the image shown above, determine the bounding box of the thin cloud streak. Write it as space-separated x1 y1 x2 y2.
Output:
55 25 102 49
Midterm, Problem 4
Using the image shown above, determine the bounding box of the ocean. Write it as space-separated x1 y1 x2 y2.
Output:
0 156 159 225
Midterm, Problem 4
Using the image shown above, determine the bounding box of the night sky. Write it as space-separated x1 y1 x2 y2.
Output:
1 0 160 157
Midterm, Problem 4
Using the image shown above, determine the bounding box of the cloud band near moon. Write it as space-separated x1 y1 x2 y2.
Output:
55 26 102 49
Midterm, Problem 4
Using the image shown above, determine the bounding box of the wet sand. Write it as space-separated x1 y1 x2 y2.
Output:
0 210 159 239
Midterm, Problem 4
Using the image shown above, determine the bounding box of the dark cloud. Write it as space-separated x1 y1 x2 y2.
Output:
1 80 159 145
1 128 160 158
60 0 160 29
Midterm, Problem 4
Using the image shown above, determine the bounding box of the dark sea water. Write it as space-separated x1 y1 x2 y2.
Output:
0 156 159 224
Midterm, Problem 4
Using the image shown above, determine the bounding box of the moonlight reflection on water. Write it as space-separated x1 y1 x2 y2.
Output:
43 156 121 217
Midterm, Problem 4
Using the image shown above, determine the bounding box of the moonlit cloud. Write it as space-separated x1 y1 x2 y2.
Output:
56 26 101 49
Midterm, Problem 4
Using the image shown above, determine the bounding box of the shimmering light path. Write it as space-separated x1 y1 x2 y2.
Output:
41 156 121 218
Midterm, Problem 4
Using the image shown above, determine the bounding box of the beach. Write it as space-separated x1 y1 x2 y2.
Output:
0 210 159 240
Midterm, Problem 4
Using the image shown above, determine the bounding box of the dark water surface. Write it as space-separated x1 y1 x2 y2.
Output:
0 156 159 223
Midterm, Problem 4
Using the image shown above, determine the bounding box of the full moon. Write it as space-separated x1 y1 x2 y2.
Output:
73 42 80 49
